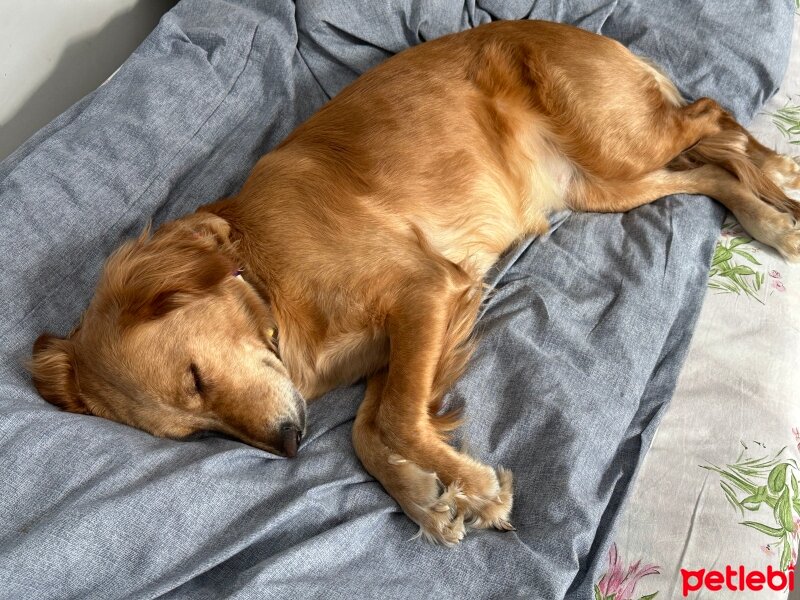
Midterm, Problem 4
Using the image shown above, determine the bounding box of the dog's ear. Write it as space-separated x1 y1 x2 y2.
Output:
30 334 89 414
176 212 235 251
102 215 238 322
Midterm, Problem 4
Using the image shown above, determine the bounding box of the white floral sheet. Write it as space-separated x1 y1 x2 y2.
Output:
601 14 800 600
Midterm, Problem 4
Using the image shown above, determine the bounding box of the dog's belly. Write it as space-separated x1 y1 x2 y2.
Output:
407 125 574 279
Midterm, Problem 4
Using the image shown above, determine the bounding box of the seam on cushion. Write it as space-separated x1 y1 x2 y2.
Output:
593 0 619 33
297 19 392 97
295 43 331 101
2 24 260 344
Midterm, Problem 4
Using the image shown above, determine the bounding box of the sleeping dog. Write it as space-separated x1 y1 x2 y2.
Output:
30 20 800 545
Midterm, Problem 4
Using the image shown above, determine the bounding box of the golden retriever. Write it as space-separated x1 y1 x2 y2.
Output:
30 20 800 545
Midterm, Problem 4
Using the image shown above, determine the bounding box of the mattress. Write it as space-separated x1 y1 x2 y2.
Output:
608 14 800 600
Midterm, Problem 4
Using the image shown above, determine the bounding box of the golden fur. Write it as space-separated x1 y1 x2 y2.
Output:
31 21 800 544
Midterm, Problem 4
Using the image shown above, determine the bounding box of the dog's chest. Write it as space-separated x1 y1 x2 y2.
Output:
291 325 389 399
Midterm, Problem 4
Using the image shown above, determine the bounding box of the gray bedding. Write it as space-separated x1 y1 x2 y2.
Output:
0 1 792 598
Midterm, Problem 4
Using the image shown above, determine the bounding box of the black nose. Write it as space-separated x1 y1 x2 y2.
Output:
279 422 303 458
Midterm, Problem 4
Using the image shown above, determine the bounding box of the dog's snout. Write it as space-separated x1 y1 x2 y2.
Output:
279 422 303 458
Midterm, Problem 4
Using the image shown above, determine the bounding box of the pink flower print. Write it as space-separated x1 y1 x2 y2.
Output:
769 270 782 279
772 280 786 292
762 543 776 556
597 543 660 600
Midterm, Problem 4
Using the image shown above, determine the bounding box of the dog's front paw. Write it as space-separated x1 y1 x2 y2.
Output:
411 479 468 546
397 456 516 542
384 454 467 546
456 466 515 532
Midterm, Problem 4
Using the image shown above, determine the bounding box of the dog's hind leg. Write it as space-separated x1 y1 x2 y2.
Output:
571 164 800 261
702 111 800 194
559 81 800 257
677 110 800 220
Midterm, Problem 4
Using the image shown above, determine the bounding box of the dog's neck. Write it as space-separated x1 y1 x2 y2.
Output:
231 249 314 389
199 205 329 398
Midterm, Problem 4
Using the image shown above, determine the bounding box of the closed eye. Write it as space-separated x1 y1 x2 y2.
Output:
190 363 204 396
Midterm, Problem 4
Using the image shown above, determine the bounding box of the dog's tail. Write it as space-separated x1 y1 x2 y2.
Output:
674 111 800 219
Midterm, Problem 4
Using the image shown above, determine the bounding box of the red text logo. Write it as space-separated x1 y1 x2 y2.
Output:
681 565 794 596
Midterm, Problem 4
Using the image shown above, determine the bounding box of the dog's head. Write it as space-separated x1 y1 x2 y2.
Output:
30 213 306 457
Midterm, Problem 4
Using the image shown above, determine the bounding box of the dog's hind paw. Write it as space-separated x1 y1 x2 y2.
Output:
776 227 800 262
764 153 800 193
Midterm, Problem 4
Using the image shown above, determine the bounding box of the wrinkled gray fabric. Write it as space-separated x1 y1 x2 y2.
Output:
0 1 791 598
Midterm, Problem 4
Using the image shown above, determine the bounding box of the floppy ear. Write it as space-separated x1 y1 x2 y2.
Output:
30 334 89 414
177 212 236 251
103 214 239 322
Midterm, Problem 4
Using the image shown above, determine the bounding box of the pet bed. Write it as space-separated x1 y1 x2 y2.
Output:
0 1 792 598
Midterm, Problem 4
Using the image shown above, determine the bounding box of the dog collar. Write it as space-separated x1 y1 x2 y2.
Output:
229 267 278 347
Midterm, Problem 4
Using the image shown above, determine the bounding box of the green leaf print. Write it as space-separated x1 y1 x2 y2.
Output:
731 248 761 265
706 225 782 303
740 521 786 538
705 442 800 573
775 488 794 532
766 101 800 144
781 536 793 571
712 247 733 266
768 463 788 494
741 491 765 512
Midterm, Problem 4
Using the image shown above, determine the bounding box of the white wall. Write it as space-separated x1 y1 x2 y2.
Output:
0 0 177 160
